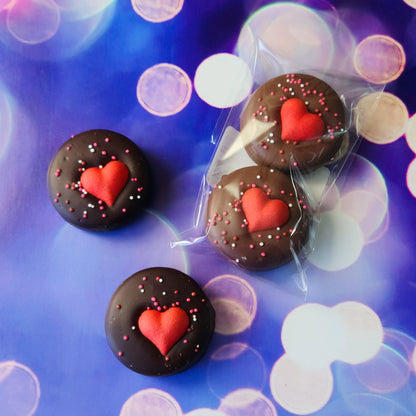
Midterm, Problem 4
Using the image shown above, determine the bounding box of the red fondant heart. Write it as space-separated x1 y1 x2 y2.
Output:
281 98 325 141
80 160 129 206
138 307 189 356
241 187 290 233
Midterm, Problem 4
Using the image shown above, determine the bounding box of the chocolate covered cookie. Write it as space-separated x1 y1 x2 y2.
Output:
206 166 310 271
47 129 151 231
240 73 347 172
105 267 215 376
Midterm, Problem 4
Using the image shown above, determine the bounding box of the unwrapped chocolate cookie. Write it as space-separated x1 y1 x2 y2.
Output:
47 129 151 231
105 267 215 376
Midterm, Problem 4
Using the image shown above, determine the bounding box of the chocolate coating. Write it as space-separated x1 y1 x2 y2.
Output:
105 267 215 376
47 129 151 231
240 73 347 172
206 166 310 271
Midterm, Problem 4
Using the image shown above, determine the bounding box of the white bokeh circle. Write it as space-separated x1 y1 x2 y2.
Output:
120 388 182 416
203 275 257 335
353 35 406 84
194 53 253 108
332 301 383 364
137 63 192 116
0 361 40 416
355 92 408 144
270 354 333 415
7 0 61 44
306 210 365 271
131 0 183 22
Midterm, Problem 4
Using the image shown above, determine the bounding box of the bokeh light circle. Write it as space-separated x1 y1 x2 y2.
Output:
353 345 411 394
54 0 116 21
303 167 340 212
194 53 253 108
405 112 416 154
402 0 416 9
354 35 406 84
406 157 416 198
7 0 61 44
332 301 383 364
203 275 257 335
236 2 336 77
131 0 183 23
338 154 388 243
137 63 192 116
207 343 267 399
306 210 364 271
281 303 340 368
186 410 227 416
270 354 333 415
0 361 40 416
218 389 278 416
356 92 409 144
120 388 182 416
0 0 12 10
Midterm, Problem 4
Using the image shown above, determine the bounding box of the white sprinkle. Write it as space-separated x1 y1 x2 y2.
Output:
129 196 134 200
268 235 273 239
259 242 264 246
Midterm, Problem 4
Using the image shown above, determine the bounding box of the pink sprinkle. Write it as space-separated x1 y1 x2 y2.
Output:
249 244 254 249
142 276 147 281
105 137 110 142
183 339 188 344
102 213 107 218
261 252 266 257
111 156 117 160
151 297 156 301
101 150 107 155
122 208 126 212
125 149 130 153
66 146 71 150
118 352 123 357
123 335 129 341
93 142 98 147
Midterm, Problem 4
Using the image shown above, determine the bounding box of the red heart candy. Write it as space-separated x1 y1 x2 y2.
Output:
241 187 290 233
138 307 189 356
80 160 129 207
281 98 325 141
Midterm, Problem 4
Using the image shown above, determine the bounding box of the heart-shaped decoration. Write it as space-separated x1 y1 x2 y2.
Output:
241 187 290 233
80 160 129 206
138 307 189 356
281 98 325 141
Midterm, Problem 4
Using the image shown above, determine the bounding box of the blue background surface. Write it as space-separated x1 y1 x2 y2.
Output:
1 0 416 415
